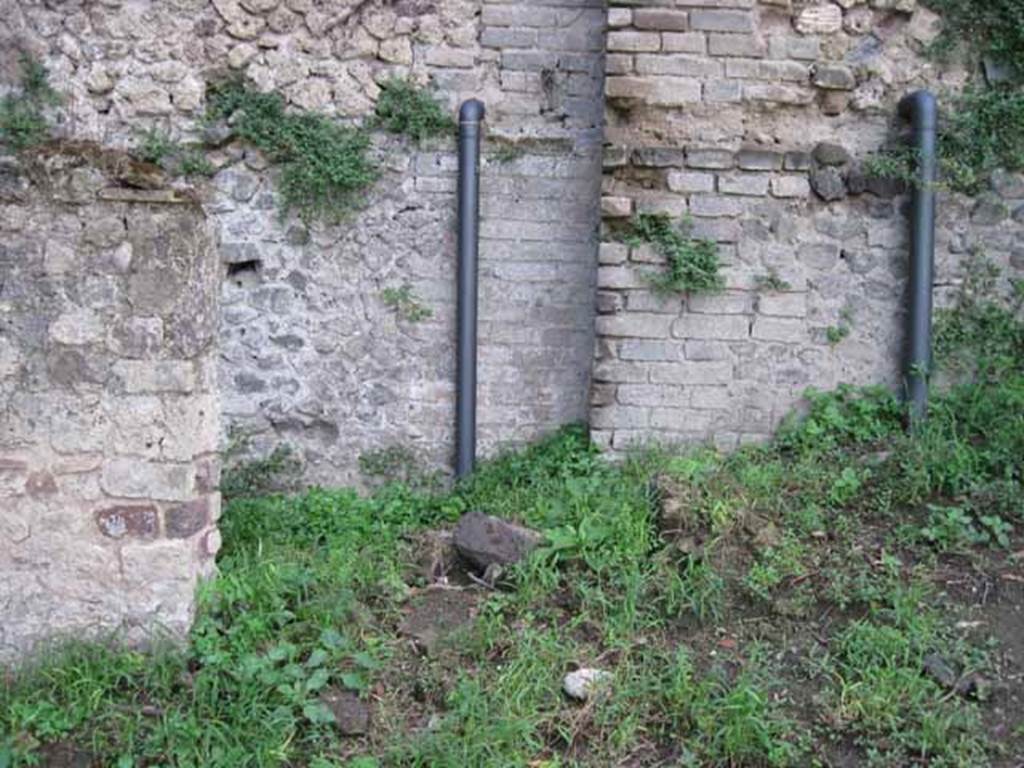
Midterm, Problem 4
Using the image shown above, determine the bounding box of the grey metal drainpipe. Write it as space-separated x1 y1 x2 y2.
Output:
456 99 485 478
897 90 938 424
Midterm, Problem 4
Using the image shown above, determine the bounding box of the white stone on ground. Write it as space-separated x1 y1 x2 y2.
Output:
563 668 613 701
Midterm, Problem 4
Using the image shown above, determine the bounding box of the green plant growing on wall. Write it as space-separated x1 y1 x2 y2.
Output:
134 128 216 178
0 54 60 150
755 270 791 293
866 1 1024 194
922 0 1024 81
136 128 177 165
203 78 453 221
934 252 1024 379
862 146 917 186
626 213 724 296
178 148 216 177
937 86 1024 192
372 78 454 144
826 308 854 345
865 87 1024 194
826 324 850 345
381 284 433 322
221 431 304 499
205 80 377 222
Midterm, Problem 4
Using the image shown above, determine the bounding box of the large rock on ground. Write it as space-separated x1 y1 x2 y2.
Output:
453 511 543 570
320 689 370 736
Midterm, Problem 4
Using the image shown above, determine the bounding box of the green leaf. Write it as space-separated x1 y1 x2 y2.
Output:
302 702 336 725
352 651 381 671
543 525 579 551
267 643 294 662
340 671 366 692
306 648 329 668
319 628 345 650
305 667 331 693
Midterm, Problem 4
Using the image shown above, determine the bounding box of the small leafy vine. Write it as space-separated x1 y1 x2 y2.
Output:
371 77 455 143
202 77 453 222
625 213 724 296
922 0 1024 82
381 284 433 322
135 128 215 178
204 80 378 223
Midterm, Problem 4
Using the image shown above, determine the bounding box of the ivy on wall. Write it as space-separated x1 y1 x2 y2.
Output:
869 1 1024 193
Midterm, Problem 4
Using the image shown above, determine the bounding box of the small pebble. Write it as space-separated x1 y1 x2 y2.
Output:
563 668 612 701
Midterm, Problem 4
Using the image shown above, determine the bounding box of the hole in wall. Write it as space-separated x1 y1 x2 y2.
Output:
227 259 261 277
226 259 261 287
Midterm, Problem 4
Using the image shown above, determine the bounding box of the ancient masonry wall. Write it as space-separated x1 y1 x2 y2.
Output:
0 146 221 662
5 0 1024 659
592 0 1024 454
1 0 606 488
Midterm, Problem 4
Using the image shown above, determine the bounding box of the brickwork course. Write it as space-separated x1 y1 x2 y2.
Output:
2 0 1024 658
595 0 1024 455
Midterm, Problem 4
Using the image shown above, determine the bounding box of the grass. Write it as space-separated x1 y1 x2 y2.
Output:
3 278 1023 767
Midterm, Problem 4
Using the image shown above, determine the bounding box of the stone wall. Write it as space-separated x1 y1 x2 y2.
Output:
1 0 606 486
592 0 1024 454
7 0 1024 661
0 144 220 662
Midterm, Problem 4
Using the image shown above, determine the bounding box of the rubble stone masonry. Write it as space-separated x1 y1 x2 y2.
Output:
1 0 604 659
0 144 221 662
2 0 605 488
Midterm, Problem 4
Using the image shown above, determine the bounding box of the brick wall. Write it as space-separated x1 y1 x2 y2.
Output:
0 145 220 662
592 0 1024 454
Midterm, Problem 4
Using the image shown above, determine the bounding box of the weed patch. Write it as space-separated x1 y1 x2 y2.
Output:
204 78 451 223
380 285 432 323
134 128 216 178
866 0 1024 194
923 0 1024 81
0 54 60 150
625 213 724 296
220 433 304 500
371 78 454 144
205 80 377 223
